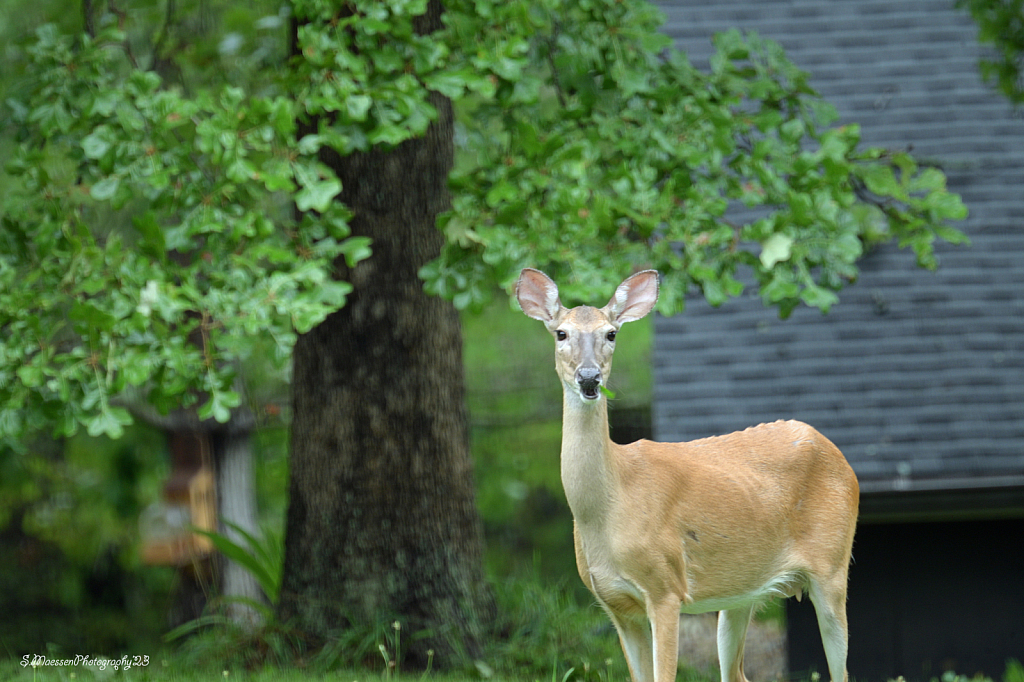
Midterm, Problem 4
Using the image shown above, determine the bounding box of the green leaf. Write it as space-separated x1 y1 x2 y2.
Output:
485 180 517 207
89 90 120 117
779 118 805 143
760 233 794 268
800 285 839 312
830 232 863 262
297 134 322 155
761 271 800 303
223 521 279 577
85 406 133 439
346 94 372 121
132 211 167 260
339 236 372 267
164 614 235 642
198 389 241 423
270 97 296 135
907 167 946 193
191 525 280 602
122 354 153 386
17 364 45 388
367 123 411 146
82 129 111 159
69 301 117 329
90 176 120 201
860 164 903 199
295 178 342 213
423 70 469 99
926 191 969 221
933 224 969 245
713 28 750 60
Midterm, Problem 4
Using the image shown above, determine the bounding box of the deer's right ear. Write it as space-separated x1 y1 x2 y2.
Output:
516 268 562 324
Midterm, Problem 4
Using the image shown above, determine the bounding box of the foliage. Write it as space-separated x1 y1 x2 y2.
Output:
486 577 624 680
959 0 1024 104
922 662 1024 682
1 21 369 445
195 521 283 605
1004 659 1024 682
2 0 968 448
0 425 173 654
160 522 293 668
426 3 968 316
162 572 632 678
2 632 1021 682
0 0 976 668
162 521 284 645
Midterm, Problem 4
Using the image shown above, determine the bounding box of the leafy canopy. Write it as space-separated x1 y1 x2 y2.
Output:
2 23 369 443
427 0 968 312
1 0 967 446
958 0 1024 105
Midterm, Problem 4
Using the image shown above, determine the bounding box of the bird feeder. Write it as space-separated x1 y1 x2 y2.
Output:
140 432 217 566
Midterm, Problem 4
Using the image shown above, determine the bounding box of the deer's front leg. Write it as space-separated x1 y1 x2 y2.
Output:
649 599 681 682
608 613 654 682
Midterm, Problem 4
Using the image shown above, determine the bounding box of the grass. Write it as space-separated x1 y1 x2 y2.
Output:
4 656 1021 682
0 570 633 682
0 660 545 682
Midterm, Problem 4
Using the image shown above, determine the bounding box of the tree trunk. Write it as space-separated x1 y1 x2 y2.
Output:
278 2 493 664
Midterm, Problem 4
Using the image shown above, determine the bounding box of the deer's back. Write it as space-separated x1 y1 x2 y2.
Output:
622 419 857 502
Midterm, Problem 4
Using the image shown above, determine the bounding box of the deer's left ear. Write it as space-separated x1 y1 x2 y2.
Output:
603 270 659 325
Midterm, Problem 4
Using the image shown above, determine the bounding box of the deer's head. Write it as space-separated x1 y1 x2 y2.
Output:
516 268 659 403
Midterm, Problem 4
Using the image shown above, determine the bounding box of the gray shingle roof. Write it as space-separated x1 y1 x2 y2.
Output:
652 0 1024 499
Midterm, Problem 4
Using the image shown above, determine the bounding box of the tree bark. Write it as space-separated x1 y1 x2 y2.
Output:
278 1 493 664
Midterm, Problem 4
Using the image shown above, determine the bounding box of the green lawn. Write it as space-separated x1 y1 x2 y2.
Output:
0 657 717 682
3 651 1020 682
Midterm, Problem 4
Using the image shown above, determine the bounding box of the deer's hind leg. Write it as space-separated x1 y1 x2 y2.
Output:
717 604 753 682
808 576 849 682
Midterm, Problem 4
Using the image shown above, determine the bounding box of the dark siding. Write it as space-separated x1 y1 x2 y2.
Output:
654 236 1024 494
788 519 1024 680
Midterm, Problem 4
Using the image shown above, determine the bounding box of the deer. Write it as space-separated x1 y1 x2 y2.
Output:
515 268 859 682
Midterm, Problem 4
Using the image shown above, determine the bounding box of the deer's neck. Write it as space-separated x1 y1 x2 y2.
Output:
560 391 617 524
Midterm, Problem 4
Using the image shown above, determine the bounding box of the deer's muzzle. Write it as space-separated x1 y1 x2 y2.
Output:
575 366 601 400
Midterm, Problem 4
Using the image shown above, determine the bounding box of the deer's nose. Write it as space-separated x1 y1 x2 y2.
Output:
575 367 601 399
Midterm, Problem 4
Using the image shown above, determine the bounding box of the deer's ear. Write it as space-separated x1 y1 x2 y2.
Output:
516 268 562 324
604 270 659 325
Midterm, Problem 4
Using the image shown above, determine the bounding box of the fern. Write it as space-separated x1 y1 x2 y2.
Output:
192 521 284 604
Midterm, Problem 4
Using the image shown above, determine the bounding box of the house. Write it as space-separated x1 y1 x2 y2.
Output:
653 0 1024 678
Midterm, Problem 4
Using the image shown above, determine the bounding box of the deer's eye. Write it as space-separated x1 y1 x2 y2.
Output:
606 331 617 342
556 330 567 341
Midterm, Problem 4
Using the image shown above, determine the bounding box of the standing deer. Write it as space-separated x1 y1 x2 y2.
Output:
515 268 859 682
